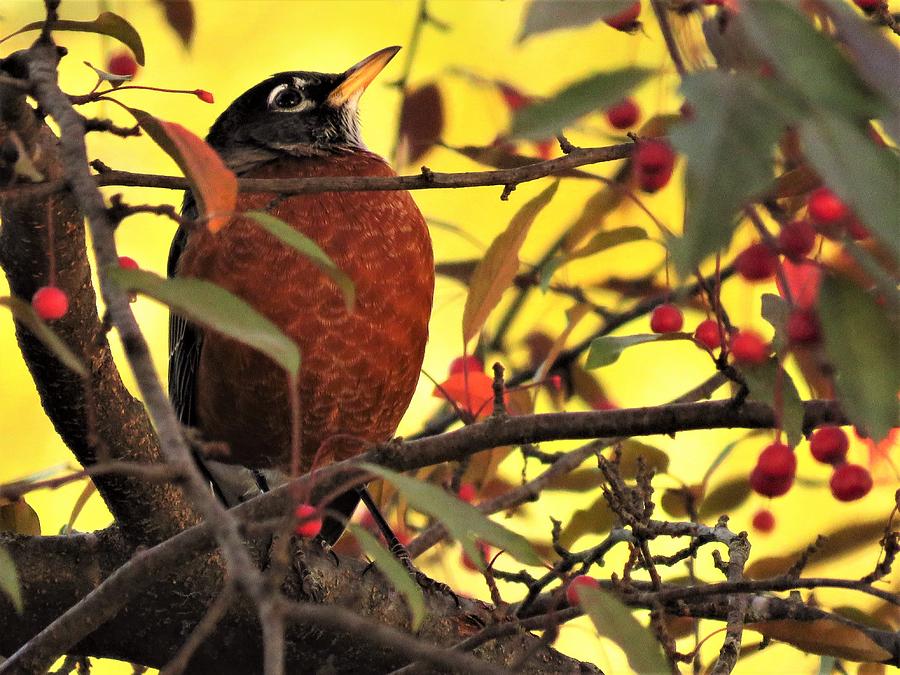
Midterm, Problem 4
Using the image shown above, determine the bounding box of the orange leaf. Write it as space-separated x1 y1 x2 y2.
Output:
127 108 237 232
433 371 496 418
748 619 891 663
462 180 558 344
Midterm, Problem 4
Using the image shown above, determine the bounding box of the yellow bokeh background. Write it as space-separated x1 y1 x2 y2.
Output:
1 1 896 673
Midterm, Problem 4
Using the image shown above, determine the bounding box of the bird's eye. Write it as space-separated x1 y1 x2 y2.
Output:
268 85 305 110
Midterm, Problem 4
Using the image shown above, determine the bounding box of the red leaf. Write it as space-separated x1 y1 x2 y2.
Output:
397 82 443 166
156 0 195 47
127 108 237 232
433 371 497 418
777 259 821 310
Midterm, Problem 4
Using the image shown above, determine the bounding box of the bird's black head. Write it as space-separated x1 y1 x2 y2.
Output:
207 46 400 172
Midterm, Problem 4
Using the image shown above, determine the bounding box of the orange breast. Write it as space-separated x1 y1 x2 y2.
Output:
176 151 434 472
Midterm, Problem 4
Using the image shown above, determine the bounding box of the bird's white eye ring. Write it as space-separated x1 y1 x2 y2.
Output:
267 84 308 111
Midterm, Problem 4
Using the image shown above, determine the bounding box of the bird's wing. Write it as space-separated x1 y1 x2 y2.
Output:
167 193 201 427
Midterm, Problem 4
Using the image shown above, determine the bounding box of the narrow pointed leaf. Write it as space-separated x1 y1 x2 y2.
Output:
670 71 789 276
362 464 541 567
748 619 891 662
108 268 299 375
157 0 195 48
518 0 636 42
817 275 899 441
127 108 237 233
0 546 23 614
586 333 686 369
738 1 882 118
462 180 558 344
0 297 87 377
348 524 425 631
511 68 652 140
579 586 669 674
244 211 355 310
0 12 145 64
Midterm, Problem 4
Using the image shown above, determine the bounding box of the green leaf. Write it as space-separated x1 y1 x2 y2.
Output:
817 275 899 441
0 296 87 378
799 113 900 258
760 293 790 354
517 0 637 42
740 358 805 447
670 71 788 276
579 586 669 674
738 1 882 118
820 0 900 138
108 268 300 376
244 211 355 311
511 67 652 140
362 464 541 568
347 524 425 631
0 12 145 65
585 333 685 369
0 545 23 614
462 181 558 344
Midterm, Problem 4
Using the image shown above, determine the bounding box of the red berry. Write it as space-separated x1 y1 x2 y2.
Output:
194 89 215 104
778 220 816 262
117 256 139 270
457 483 477 503
635 139 675 173
107 51 138 77
566 575 600 606
757 442 797 480
634 140 676 193
449 355 484 375
650 303 683 333
293 503 322 538
787 310 820 345
736 242 777 282
461 541 490 571
752 509 776 533
694 319 722 350
810 426 849 465
730 330 769 364
830 463 873 501
637 166 674 192
846 218 870 240
606 98 640 129
548 374 563 391
31 286 69 320
603 1 641 30
749 465 794 498
808 187 850 227
853 0 881 11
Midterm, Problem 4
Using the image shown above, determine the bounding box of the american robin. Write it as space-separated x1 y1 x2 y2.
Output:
167 47 434 544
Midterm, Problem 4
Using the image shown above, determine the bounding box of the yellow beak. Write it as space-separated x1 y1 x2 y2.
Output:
327 46 401 107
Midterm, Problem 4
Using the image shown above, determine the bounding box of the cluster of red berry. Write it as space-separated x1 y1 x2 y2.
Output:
31 256 139 321
749 427 872 533
748 426 871 517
